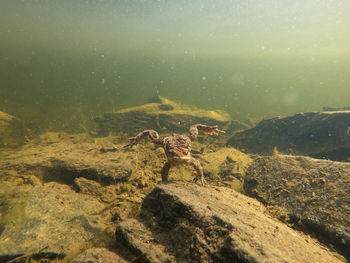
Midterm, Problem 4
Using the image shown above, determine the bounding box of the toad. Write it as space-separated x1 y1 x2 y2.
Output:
124 124 225 185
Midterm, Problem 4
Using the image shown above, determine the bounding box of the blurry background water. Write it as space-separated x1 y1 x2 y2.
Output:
1 0 350 132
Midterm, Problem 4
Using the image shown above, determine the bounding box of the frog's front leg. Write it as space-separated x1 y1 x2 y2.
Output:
124 130 163 147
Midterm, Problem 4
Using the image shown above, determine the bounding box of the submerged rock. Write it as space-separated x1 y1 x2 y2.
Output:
199 147 252 188
116 182 345 263
227 111 350 161
0 182 107 262
322 106 350 111
0 132 163 261
116 218 174 263
0 111 28 147
0 132 134 185
244 154 350 259
92 96 249 137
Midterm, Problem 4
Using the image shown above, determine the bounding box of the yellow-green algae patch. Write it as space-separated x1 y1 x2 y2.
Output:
92 96 234 137
0 186 30 230
115 96 231 123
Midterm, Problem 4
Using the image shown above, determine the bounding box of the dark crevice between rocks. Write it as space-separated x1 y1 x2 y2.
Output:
140 187 194 229
41 166 128 187
243 178 268 206
114 220 167 263
219 242 258 263
288 214 350 261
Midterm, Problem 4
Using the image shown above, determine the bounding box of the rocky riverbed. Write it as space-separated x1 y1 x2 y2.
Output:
1 104 349 262
0 131 251 262
0 131 348 262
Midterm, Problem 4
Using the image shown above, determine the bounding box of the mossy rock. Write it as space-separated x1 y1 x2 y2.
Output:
244 154 350 259
92 96 248 137
0 182 107 262
228 111 350 161
200 147 252 191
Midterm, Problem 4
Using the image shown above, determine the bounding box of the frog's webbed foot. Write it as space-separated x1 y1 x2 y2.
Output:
193 176 207 185
200 177 207 185
202 125 225 135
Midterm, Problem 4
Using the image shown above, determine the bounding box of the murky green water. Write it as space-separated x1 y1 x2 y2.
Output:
1 0 350 132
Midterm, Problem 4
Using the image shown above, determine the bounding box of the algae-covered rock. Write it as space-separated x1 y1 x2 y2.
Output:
244 154 350 259
0 182 107 262
116 218 174 263
116 182 345 263
0 132 134 185
228 111 350 161
199 147 252 190
0 131 163 222
92 96 249 137
0 111 28 147
0 132 163 261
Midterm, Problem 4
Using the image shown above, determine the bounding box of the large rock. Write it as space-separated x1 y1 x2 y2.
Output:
92 96 249 137
199 147 252 188
115 182 345 263
227 111 350 161
0 132 165 262
0 111 28 147
244 154 350 259
0 132 134 185
0 181 107 262
116 219 174 263
323 107 350 111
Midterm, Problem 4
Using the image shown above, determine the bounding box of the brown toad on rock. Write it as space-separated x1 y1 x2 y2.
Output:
125 124 225 185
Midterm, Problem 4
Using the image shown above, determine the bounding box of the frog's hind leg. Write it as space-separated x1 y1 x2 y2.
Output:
161 161 171 182
187 158 206 185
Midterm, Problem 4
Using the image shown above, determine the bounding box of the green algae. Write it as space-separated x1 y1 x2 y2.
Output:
0 188 28 227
